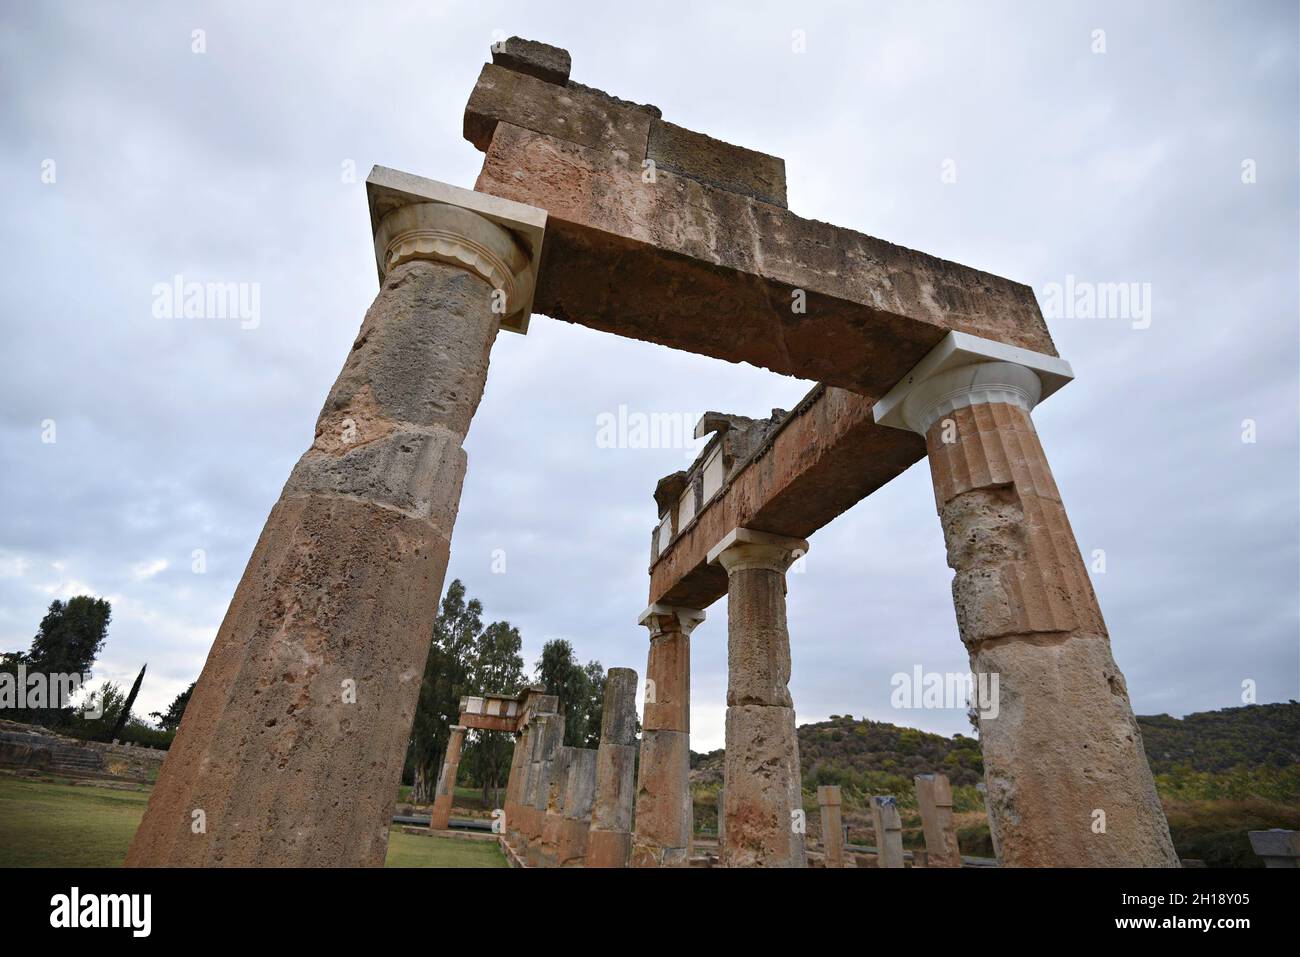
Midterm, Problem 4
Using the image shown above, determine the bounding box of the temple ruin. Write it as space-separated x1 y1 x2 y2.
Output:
125 37 1178 869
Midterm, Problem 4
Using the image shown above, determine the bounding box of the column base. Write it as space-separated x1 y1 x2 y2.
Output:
585 829 632 868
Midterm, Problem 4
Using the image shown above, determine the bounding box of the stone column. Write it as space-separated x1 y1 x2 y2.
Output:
709 528 808 869
875 333 1178 867
126 176 544 868
869 796 905 868
716 787 725 849
522 712 564 861
556 747 598 866
537 746 573 867
817 785 844 868
630 604 705 867
587 668 639 867
914 773 961 868
502 723 533 844
429 725 466 830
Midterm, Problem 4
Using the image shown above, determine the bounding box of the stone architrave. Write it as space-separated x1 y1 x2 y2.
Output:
429 725 467 830
630 604 704 867
914 773 961 868
126 176 545 868
817 785 845 868
870 796 905 868
709 528 808 869
587 668 639 867
874 331 1179 868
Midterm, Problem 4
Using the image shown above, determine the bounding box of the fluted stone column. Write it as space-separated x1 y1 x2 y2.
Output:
631 604 704 867
915 773 961 867
127 175 545 868
429 725 467 830
818 785 845 868
538 746 574 867
522 712 564 862
503 722 535 844
709 528 809 869
870 796 905 868
874 332 1178 868
556 747 598 866
587 667 639 867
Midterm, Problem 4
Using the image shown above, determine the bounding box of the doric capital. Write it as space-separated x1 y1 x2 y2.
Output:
873 331 1075 436
637 602 706 639
707 527 808 575
366 166 546 334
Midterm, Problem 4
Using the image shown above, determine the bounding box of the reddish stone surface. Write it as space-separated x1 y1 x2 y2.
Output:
926 402 1178 867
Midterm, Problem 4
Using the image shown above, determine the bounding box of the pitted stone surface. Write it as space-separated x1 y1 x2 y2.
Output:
722 704 806 868
914 773 961 868
589 667 638 866
926 400 1177 867
490 36 571 85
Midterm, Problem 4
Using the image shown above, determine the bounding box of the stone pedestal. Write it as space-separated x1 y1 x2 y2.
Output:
587 668 639 867
429 725 466 830
1249 829 1300 867
710 528 809 869
630 604 704 867
914 773 961 868
126 180 544 867
817 785 845 868
875 335 1178 868
869 796 905 868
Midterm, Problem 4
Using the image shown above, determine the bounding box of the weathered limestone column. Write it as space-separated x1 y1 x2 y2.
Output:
126 173 545 868
630 604 705 867
874 332 1178 868
502 723 534 844
817 785 845 868
869 796 905 868
709 528 808 869
537 747 573 867
429 725 466 830
556 747 598 866
914 773 961 867
521 712 564 861
587 667 638 867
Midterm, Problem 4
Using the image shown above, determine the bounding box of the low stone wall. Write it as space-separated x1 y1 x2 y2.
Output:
0 719 165 783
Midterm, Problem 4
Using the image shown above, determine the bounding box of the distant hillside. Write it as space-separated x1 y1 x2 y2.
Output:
690 702 1300 785
1137 702 1299 774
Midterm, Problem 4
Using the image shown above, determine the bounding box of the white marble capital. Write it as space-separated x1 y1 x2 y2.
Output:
637 602 706 638
707 527 809 575
366 166 547 334
873 331 1075 435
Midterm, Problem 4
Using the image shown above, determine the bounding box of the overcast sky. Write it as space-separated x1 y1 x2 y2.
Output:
2 1 1296 750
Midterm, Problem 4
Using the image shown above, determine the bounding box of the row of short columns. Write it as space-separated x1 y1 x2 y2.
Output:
816 775 959 869
496 671 641 868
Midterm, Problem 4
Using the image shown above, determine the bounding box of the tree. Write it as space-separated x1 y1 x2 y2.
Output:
11 597 111 726
150 681 195 732
534 640 607 748
407 580 481 804
106 663 147 741
465 620 525 807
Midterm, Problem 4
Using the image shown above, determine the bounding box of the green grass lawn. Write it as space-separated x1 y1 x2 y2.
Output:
0 775 505 868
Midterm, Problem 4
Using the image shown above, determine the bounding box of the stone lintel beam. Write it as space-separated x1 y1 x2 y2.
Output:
458 713 518 733
471 115 1054 397
649 384 924 608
